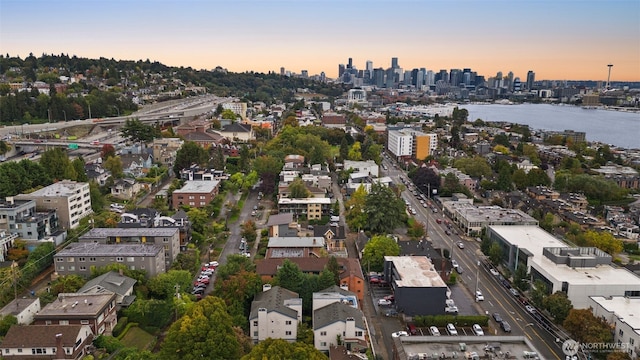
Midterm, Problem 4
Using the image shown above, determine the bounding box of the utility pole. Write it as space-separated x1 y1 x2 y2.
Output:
11 261 18 300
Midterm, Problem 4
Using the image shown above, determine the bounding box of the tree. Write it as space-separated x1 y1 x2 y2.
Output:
513 263 529 291
159 296 242 360
345 185 367 231
326 256 341 286
410 167 440 197
173 141 208 175
543 291 573 324
530 280 547 308
101 144 116 160
363 183 406 234
221 109 238 121
0 315 17 337
275 259 305 295
452 156 492 179
579 230 623 255
213 270 262 328
120 118 160 143
71 157 87 182
49 275 86 295
103 156 124 179
564 308 613 345
240 220 257 243
253 155 283 195
488 242 503 266
40 148 73 181
348 141 362 161
339 137 349 161
512 168 528 190
241 338 327 360
362 235 401 272
89 181 106 212
147 270 193 299
288 178 310 198
407 220 426 240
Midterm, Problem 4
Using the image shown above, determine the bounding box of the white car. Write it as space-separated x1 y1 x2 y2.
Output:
391 331 408 338
446 323 458 336
451 259 459 269
472 324 484 336
489 268 500 276
475 290 484 301
429 326 441 336
377 299 392 306
525 305 536 313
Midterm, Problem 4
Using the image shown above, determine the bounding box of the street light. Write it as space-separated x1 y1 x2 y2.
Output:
111 105 120 116
62 110 67 122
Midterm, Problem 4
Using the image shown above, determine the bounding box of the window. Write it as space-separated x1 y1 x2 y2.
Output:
320 331 327 336
59 320 69 325
80 320 89 325
619 329 624 337
630 338 634 346
253 331 258 336
127 257 135 262
67 257 74 262
285 331 292 335
285 321 292 325
79 266 86 271
356 331 363 336
320 342 327 347
79 257 85 262
253 321 258 326
89 257 96 262
68 266 75 271
56 258 63 262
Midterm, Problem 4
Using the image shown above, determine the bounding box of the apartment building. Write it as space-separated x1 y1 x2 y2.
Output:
171 180 220 209
249 285 302 344
15 181 92 230
33 292 117 336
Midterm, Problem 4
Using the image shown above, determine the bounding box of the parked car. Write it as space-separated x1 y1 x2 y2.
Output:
489 268 500 276
429 326 441 336
525 305 536 313
385 309 398 317
436 218 442 224
456 241 465 249
446 323 458 336
391 331 408 338
510 288 519 297
445 229 451 235
407 323 417 335
207 261 219 268
445 306 459 314
451 259 459 269
475 290 484 301
500 321 512 333
383 294 395 302
455 266 463 274
377 299 392 306
472 324 484 336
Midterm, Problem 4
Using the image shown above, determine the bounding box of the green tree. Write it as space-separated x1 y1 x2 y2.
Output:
120 118 160 143
103 156 124 179
580 230 623 255
89 181 106 212
363 183 406 234
240 220 257 243
186 207 209 235
453 156 492 179
488 242 503 266
407 220 426 240
253 155 283 195
288 178 310 198
326 256 341 286
173 141 208 175
221 109 238 121
543 291 573 324
345 185 367 231
530 280 548 308
147 270 193 299
348 141 362 161
241 338 327 360
0 315 17 337
362 235 401 272
512 168 528 190
71 157 88 182
159 296 242 360
513 263 529 291
40 148 73 181
339 137 349 161
275 259 305 295
213 269 262 329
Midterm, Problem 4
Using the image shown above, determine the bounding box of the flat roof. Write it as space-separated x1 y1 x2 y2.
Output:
37 293 114 317
455 205 538 224
397 336 541 360
56 242 164 257
385 256 447 288
490 225 567 257
268 237 325 248
80 227 178 238
173 180 220 194
278 197 331 205
20 180 87 197
590 296 640 333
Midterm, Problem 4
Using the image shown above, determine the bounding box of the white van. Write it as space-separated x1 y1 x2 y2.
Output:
330 215 340 222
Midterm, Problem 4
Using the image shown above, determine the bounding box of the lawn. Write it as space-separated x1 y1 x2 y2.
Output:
119 326 155 350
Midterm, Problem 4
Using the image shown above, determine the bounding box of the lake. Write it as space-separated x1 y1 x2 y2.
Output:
460 103 640 149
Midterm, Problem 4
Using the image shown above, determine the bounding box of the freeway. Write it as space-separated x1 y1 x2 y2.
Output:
382 155 564 359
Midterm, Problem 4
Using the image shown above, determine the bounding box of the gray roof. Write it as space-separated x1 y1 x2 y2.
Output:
221 122 252 133
80 227 178 239
0 325 90 348
0 297 39 317
318 285 356 297
78 271 137 297
56 242 164 257
266 212 294 226
267 237 325 248
313 302 365 331
249 286 299 320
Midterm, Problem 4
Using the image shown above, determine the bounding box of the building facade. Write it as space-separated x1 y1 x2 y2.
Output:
171 180 220 209
249 285 302 344
33 293 117 336
15 181 92 230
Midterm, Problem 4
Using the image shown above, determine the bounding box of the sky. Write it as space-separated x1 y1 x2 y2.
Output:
1 0 639 81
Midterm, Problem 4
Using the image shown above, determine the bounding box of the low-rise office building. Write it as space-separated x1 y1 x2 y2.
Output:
55 243 166 278
383 256 448 316
441 200 538 236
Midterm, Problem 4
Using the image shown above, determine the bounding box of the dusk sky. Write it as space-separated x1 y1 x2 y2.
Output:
2 0 639 81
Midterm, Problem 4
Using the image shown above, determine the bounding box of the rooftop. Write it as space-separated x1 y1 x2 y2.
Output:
249 286 300 320
267 237 326 248
0 325 91 348
0 297 39 317
490 225 567 258
396 336 542 360
384 256 447 288
173 180 220 194
80 227 178 238
590 296 640 334
313 302 365 330
37 293 115 317
18 180 88 198
278 197 331 205
56 242 164 257
266 212 294 226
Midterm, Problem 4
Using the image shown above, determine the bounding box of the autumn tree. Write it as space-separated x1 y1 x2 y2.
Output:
345 185 367 231
348 141 363 161
103 155 123 179
563 308 613 345
362 235 401 272
407 220 426 240
101 143 116 160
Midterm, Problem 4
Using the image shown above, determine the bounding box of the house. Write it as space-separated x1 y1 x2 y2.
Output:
266 237 326 259
110 178 142 200
84 163 110 186
79 227 180 268
152 138 183 166
321 113 347 128
313 302 366 352
55 243 165 278
78 271 137 308
314 225 347 254
119 153 154 178
0 325 94 359
312 285 358 313
256 258 365 302
265 213 298 237
284 154 305 169
15 181 92 230
34 292 117 336
214 122 254 142
249 285 302 344
0 298 41 325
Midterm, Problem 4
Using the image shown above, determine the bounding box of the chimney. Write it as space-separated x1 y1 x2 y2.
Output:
119 269 123 276
6 197 14 205
55 333 64 358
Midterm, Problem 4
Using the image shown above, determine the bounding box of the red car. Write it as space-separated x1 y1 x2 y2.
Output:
384 294 395 302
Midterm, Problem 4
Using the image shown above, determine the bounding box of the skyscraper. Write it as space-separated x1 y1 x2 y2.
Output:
347 58 353 69
373 68 385 88
526 71 535 91
338 64 345 77
366 60 373 75
391 57 399 69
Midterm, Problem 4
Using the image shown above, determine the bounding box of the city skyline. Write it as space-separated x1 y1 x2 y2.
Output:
1 0 639 81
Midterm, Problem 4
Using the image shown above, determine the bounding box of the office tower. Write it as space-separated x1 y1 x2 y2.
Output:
338 64 345 77
507 71 514 91
347 58 353 69
404 70 412 86
436 69 448 84
425 70 434 86
386 68 395 88
280 67 285 76
373 68 385 88
366 60 373 73
416 70 424 89
320 72 326 83
526 70 535 91
462 68 471 86
450 69 462 86
513 77 521 92
391 57 399 69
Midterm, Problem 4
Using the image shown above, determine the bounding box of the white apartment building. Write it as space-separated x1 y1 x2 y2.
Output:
313 302 366 352
387 130 413 157
16 181 92 230
249 285 302 344
589 296 639 359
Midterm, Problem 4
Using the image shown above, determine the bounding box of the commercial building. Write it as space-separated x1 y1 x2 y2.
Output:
441 200 538 236
54 243 166 278
16 181 92 230
589 296 639 360
387 129 437 160
487 225 640 309
383 256 448 316
79 227 180 267
393 335 543 360
171 180 220 209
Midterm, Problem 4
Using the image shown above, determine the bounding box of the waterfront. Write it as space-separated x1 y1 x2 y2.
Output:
460 103 640 150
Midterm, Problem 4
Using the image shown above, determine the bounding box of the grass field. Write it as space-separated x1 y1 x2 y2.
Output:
120 326 155 350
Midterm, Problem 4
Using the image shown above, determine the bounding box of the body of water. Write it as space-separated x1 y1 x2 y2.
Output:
460 103 640 149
